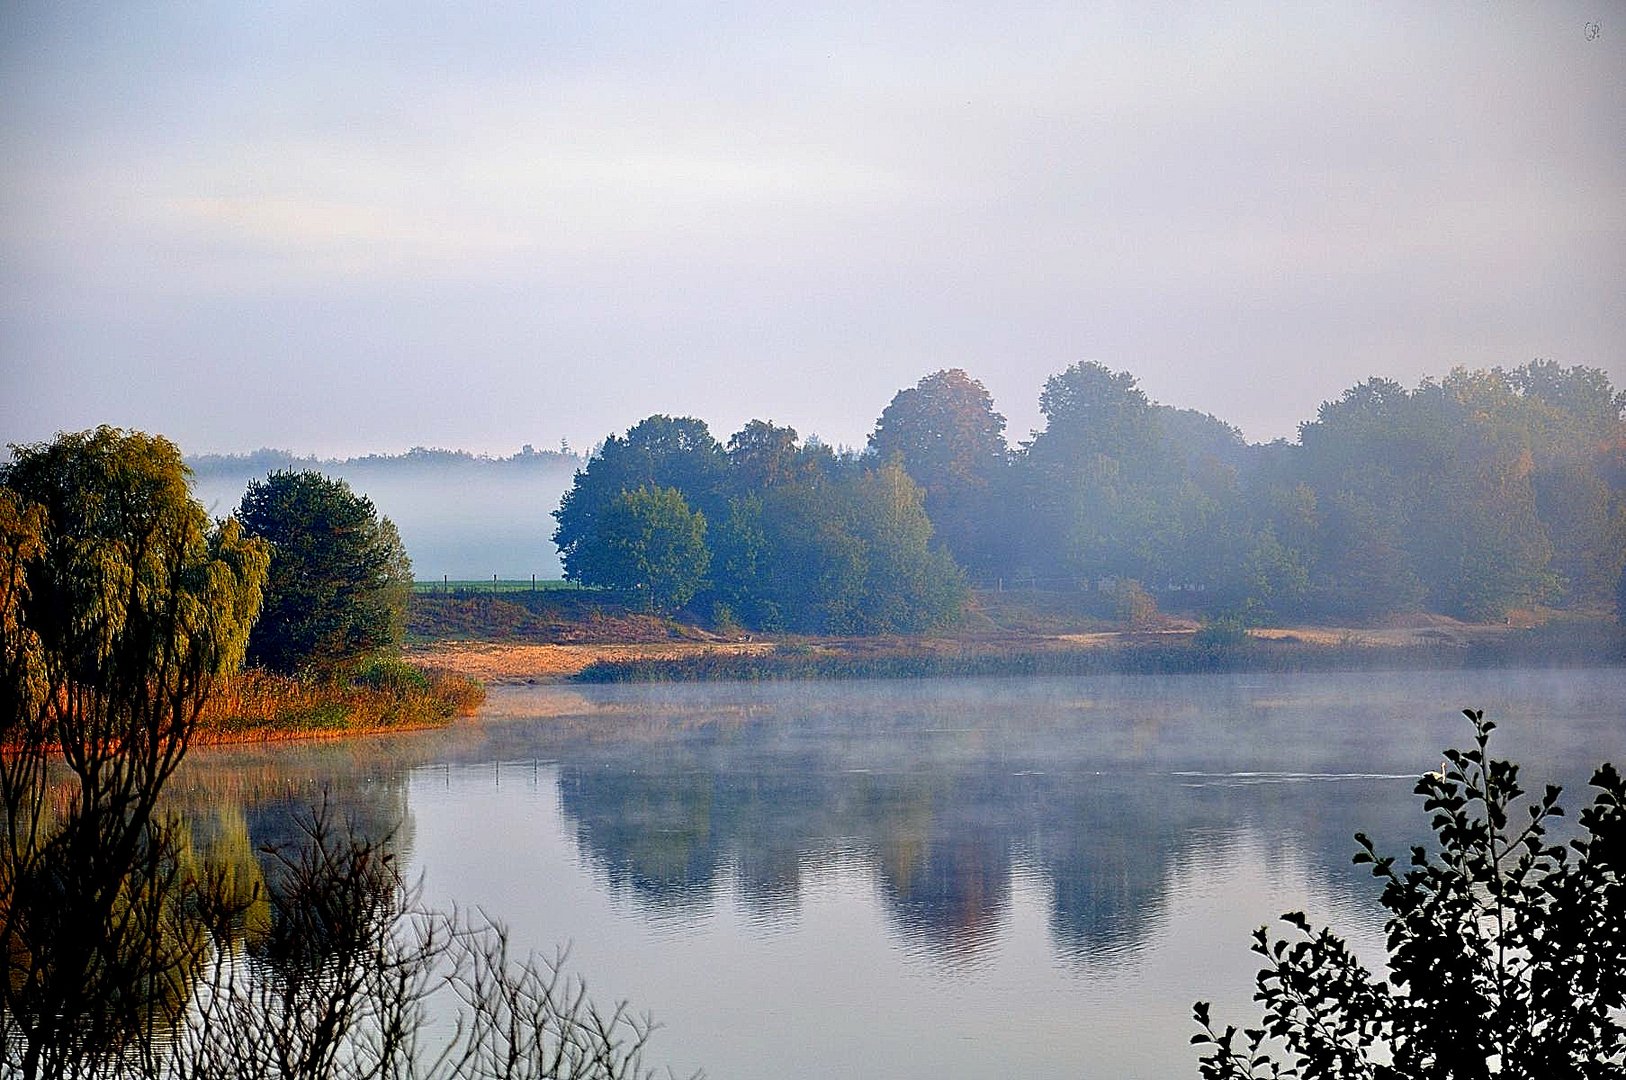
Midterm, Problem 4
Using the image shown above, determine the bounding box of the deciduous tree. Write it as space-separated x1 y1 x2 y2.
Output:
0 426 267 1079
554 416 727 582
868 369 1008 570
572 485 710 613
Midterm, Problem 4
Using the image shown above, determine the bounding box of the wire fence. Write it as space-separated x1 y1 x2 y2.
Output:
412 576 581 596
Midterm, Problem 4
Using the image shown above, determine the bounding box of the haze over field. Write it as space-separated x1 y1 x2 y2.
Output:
3 4 1621 457
187 448 579 579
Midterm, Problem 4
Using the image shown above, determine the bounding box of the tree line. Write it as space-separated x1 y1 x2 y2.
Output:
553 417 967 632
557 361 1626 628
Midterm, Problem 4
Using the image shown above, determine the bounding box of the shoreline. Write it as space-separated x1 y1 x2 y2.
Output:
404 640 777 683
409 621 1623 685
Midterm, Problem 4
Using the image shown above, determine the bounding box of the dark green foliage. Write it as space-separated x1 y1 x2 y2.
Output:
1 426 268 741
571 485 710 613
708 460 965 634
558 417 967 635
553 415 728 581
1028 361 1167 477
844 463 967 633
1193 613 1251 650
1295 369 1567 620
238 470 412 675
561 359 1625 631
726 419 807 492
1194 710 1626 1079
1018 363 1206 588
1309 490 1425 618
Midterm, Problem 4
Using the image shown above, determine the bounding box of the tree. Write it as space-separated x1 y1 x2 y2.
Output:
237 470 411 676
554 416 727 582
1294 374 1558 620
726 420 806 492
868 369 1008 571
1017 363 1184 583
1026 362 1166 477
571 485 710 613
0 431 673 1080
709 462 965 634
844 461 968 633
0 426 268 1079
1193 709 1626 1079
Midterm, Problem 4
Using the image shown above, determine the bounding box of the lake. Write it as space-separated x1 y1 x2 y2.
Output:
176 666 1626 1079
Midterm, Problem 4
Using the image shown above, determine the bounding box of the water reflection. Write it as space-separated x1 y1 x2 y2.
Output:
273 668 1626 976
167 668 1626 1079
548 718 1425 971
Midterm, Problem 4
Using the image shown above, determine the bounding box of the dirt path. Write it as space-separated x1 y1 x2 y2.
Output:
406 640 774 682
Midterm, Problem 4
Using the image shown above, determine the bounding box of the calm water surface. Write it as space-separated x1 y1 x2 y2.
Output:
178 667 1626 1079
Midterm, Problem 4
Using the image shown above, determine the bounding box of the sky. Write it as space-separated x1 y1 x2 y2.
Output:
2 2 1621 457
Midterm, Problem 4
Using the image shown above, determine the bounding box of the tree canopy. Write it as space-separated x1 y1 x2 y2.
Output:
0 426 268 1078
868 368 1009 573
559 359 1625 628
570 485 710 613
557 417 968 633
1 427 267 749
553 415 727 582
993 359 1624 621
237 470 411 676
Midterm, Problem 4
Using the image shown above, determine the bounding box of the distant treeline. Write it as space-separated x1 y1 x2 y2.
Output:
556 361 1626 630
186 445 582 580
188 443 579 478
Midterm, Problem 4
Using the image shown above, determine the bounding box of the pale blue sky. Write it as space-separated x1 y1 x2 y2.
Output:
3 2 1621 456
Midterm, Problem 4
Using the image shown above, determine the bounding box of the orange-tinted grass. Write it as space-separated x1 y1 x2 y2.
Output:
194 666 484 745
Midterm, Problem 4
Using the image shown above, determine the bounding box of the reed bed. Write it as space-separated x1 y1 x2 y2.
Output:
574 625 1620 683
196 660 485 744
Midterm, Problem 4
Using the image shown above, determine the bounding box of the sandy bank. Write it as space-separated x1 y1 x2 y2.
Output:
407 640 775 682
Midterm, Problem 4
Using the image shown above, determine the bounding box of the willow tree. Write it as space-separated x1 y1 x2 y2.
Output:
0 426 267 1079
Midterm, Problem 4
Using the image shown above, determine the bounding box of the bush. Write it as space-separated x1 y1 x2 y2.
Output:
347 654 431 694
1193 709 1626 1079
1194 614 1250 649
1113 579 1160 630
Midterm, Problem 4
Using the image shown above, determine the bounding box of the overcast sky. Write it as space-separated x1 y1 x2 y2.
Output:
2 2 1621 457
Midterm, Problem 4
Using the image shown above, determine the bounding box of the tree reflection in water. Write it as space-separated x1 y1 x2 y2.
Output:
541 693 1433 971
2 787 672 1080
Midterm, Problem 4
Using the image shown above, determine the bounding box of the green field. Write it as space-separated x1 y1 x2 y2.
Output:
413 577 578 595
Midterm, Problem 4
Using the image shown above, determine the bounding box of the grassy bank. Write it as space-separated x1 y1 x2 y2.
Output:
408 589 711 644
574 623 1624 683
196 657 485 743
412 577 577 595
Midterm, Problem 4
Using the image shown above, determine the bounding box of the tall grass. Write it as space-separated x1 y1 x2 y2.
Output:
197 658 484 743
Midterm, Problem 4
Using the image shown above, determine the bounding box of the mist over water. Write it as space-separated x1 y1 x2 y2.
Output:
178 666 1626 1079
